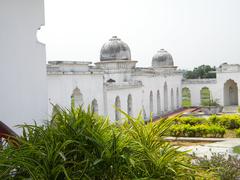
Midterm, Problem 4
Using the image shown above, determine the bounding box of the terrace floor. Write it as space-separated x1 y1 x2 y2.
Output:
167 137 240 158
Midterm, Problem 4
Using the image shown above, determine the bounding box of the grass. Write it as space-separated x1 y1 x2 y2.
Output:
233 146 240 154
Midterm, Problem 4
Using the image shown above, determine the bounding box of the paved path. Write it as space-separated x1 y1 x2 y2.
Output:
167 137 240 158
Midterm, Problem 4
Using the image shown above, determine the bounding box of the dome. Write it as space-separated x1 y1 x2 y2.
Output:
100 36 131 61
152 49 174 67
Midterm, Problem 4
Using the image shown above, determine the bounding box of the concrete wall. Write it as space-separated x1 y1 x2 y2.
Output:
182 79 219 106
106 87 143 121
0 0 47 133
135 73 182 117
217 72 240 106
48 73 104 117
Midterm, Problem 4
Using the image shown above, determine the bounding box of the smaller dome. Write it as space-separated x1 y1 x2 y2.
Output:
100 36 131 61
152 49 174 67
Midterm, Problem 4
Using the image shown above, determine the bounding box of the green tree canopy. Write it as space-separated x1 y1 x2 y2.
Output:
183 65 216 79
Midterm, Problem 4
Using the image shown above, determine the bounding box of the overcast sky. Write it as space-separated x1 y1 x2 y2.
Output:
39 0 240 69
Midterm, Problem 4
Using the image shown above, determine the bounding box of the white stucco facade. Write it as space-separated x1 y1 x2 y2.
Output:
182 64 240 108
47 58 183 121
0 0 47 133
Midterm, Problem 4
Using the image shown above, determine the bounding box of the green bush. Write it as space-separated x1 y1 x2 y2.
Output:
0 107 196 179
175 116 206 125
236 128 240 138
170 124 225 138
209 114 240 129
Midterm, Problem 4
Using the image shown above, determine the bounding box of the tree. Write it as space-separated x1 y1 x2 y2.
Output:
183 65 216 79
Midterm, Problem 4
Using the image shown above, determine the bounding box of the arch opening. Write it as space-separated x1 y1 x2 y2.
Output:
127 94 133 116
71 87 83 108
176 88 179 108
200 87 211 106
171 88 174 111
164 82 168 112
92 99 98 114
182 87 191 107
224 79 238 106
157 90 161 115
115 96 121 121
149 91 153 114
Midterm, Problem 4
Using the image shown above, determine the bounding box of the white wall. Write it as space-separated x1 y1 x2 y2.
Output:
134 72 182 118
182 80 219 106
0 0 47 133
106 87 143 121
48 73 104 116
217 72 240 105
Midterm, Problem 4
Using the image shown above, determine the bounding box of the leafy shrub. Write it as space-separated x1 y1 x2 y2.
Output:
0 107 196 179
170 124 225 138
209 114 240 129
175 116 206 125
196 153 240 180
208 114 220 124
236 128 240 138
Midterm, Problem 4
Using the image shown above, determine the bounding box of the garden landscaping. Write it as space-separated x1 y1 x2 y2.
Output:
169 115 240 138
0 107 240 179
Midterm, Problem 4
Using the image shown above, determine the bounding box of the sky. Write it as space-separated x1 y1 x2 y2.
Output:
38 0 240 69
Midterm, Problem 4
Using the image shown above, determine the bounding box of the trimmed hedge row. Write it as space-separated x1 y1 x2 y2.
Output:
170 124 225 138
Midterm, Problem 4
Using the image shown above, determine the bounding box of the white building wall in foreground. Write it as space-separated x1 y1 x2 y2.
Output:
0 0 47 133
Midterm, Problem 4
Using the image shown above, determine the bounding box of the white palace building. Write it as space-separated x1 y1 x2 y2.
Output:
1 0 240 133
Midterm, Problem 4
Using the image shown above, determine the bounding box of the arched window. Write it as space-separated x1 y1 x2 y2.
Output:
164 82 168 112
182 87 191 107
127 94 133 116
157 90 161 115
176 88 179 108
171 88 174 110
71 87 83 108
115 96 121 121
91 99 98 114
200 87 211 106
149 91 153 114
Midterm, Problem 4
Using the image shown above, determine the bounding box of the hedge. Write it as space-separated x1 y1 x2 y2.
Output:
170 124 225 138
174 116 206 125
209 114 240 129
175 114 240 129
236 128 240 138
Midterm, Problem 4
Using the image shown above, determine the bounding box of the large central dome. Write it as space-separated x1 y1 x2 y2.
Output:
100 36 131 61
